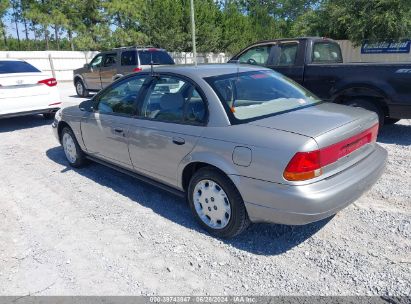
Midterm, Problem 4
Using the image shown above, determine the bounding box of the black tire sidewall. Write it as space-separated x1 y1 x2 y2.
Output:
345 99 384 126
187 168 249 238
75 80 88 97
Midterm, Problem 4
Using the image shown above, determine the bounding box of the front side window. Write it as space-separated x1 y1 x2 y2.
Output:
206 70 320 123
97 76 147 115
312 42 343 63
140 76 206 124
237 45 272 65
121 50 137 66
90 54 103 68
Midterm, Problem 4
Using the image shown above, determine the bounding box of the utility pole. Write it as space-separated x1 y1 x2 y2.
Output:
190 0 197 66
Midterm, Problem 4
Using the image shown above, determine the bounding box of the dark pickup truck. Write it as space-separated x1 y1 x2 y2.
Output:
229 37 411 125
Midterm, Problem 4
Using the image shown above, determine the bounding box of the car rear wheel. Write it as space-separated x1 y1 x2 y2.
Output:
61 127 87 168
187 167 250 238
75 79 89 97
344 99 384 126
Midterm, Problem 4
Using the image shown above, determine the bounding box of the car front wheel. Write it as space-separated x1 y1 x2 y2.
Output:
61 127 87 167
188 167 250 238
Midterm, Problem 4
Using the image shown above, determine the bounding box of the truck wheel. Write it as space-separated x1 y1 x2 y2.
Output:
384 118 400 125
61 127 87 168
187 167 250 238
345 99 384 126
75 79 89 97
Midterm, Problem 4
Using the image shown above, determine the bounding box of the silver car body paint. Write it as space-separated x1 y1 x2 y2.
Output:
53 64 387 225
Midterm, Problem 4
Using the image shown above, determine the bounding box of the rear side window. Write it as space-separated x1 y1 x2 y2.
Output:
0 61 40 74
138 50 175 65
276 43 298 66
312 42 343 63
121 50 137 66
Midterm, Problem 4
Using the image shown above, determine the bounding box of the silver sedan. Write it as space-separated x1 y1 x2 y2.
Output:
52 64 387 238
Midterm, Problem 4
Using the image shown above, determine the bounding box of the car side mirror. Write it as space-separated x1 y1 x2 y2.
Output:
84 63 89 68
79 99 94 112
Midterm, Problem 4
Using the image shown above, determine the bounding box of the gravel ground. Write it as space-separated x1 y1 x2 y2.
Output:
0 82 410 296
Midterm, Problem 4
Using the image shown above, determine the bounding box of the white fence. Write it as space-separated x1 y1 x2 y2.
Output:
0 51 231 81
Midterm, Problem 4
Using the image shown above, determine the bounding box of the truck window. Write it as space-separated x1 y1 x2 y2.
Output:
238 45 272 65
277 43 298 66
312 42 343 63
121 50 137 66
138 50 174 65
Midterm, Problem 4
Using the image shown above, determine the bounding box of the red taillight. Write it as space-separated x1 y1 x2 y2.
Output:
133 67 142 72
284 123 379 181
284 151 322 181
38 78 57 87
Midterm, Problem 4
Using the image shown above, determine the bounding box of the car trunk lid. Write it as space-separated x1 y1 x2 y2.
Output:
249 103 380 184
0 72 53 99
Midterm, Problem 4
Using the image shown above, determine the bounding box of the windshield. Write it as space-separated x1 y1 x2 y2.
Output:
206 70 320 123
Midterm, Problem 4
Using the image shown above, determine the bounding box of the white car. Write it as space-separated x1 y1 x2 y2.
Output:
0 59 61 119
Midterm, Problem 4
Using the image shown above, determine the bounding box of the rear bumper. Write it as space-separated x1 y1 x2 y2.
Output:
232 145 387 225
0 107 60 119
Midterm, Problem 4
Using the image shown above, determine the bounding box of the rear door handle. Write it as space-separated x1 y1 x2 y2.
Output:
172 137 185 145
114 128 124 133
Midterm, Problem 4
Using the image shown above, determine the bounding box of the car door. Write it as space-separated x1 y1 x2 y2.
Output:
80 75 148 170
100 53 119 88
267 41 305 84
83 54 104 90
128 74 207 187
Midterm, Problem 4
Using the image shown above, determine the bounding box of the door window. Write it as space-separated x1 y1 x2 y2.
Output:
237 45 272 65
97 76 147 115
276 43 298 66
103 53 117 67
140 76 206 124
90 54 103 68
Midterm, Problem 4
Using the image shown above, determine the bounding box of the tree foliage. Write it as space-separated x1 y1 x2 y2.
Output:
0 0 410 52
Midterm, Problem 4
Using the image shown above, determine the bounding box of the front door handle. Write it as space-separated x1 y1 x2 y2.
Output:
172 137 185 145
114 128 124 133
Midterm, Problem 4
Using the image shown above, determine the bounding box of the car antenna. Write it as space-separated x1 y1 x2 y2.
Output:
150 51 154 76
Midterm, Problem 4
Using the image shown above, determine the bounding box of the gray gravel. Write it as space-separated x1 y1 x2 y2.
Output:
0 82 410 296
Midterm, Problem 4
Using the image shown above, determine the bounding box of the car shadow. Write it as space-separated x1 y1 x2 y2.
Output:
378 122 411 146
0 115 52 133
46 146 330 256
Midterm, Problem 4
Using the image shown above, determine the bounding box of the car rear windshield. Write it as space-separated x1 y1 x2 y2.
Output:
206 70 320 124
312 41 343 63
0 61 40 74
138 50 175 65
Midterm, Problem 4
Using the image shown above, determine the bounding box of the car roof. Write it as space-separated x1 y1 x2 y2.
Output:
147 63 270 78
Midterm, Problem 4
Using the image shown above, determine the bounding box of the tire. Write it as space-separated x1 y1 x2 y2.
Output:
384 118 400 125
43 112 55 119
344 98 384 126
187 167 250 238
61 127 87 168
75 79 89 97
